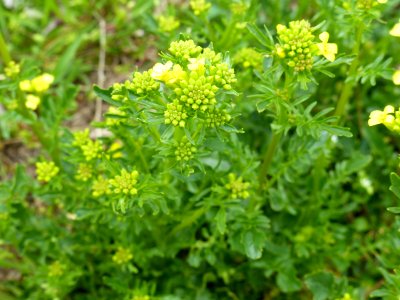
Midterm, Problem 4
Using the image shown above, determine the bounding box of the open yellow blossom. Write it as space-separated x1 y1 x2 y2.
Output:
151 61 173 81
31 73 54 93
317 32 338 62
390 22 400 37
19 73 54 93
19 80 32 91
163 64 187 85
25 94 40 110
393 70 400 85
188 57 206 72
368 105 395 126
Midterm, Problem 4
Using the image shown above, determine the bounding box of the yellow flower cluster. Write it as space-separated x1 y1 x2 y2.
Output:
225 173 250 199
357 0 387 9
48 261 65 277
146 40 236 127
157 15 180 32
233 48 263 69
4 61 20 77
368 105 400 132
19 73 54 110
92 176 110 197
72 130 103 161
190 0 211 15
75 163 93 181
36 161 59 183
19 73 54 93
109 169 139 195
112 247 133 264
275 20 338 72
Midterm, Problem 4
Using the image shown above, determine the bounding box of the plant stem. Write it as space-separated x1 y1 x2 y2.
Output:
334 22 364 119
0 30 11 64
258 131 282 189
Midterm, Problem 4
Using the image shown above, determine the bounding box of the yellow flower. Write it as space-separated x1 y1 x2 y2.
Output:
4 61 20 77
19 80 32 91
163 64 187 85
157 15 180 32
31 73 54 93
188 57 206 72
112 247 133 264
393 70 400 85
36 161 59 182
390 22 400 37
25 94 41 110
368 105 395 126
151 61 173 81
317 32 338 62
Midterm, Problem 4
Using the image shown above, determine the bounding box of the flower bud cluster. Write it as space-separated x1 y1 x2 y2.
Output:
81 140 103 161
168 40 202 60
109 169 139 195
75 163 93 181
209 63 237 90
48 261 65 277
203 107 231 128
4 61 20 77
225 173 250 199
92 176 111 197
105 106 126 126
368 105 400 133
174 70 218 111
157 15 180 32
164 100 188 127
111 83 129 102
233 48 263 69
189 0 211 16
275 20 317 72
73 129 103 161
127 70 160 95
357 0 386 9
36 161 59 183
175 138 197 162
112 247 133 265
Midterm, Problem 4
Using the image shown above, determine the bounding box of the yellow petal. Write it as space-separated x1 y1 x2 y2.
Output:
384 105 395 114
393 70 400 85
390 23 400 37
368 110 384 126
319 32 330 43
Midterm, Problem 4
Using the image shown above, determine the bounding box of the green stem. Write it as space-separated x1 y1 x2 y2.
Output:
258 131 282 189
0 30 11 64
334 22 365 119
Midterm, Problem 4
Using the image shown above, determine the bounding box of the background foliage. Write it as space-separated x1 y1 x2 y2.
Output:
1 0 400 299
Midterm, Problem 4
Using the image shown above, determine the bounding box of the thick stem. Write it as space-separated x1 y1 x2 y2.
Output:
334 22 364 119
258 131 282 189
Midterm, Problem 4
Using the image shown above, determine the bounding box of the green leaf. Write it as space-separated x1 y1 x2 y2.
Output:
93 85 121 106
387 207 400 214
305 271 334 300
246 23 274 49
54 33 85 82
276 269 302 293
215 208 227 234
390 172 400 199
242 229 265 259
